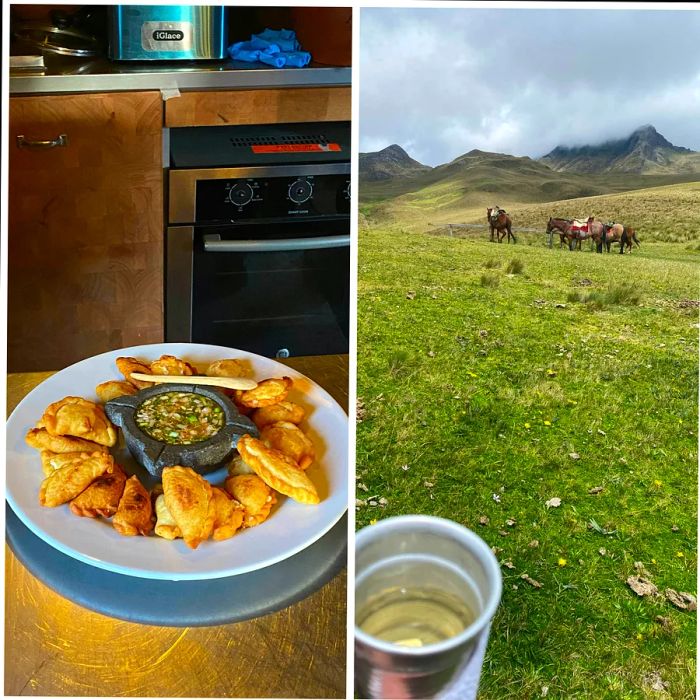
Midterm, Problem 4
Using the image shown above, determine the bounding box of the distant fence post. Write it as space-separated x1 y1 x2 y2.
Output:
547 230 553 248
449 224 453 237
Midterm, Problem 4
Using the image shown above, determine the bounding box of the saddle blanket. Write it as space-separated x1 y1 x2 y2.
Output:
570 219 589 233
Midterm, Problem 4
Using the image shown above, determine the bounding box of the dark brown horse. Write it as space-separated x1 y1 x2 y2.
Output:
546 217 575 249
487 207 516 244
619 226 641 254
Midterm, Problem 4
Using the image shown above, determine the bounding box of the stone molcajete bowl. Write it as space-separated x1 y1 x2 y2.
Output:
104 383 259 479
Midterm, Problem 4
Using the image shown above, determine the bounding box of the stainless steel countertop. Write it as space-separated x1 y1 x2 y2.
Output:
9 55 351 95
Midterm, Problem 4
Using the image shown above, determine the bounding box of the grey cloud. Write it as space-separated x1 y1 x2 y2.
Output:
360 8 700 165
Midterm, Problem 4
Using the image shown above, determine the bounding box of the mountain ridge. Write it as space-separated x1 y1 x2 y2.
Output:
540 125 697 174
359 126 700 208
358 144 432 181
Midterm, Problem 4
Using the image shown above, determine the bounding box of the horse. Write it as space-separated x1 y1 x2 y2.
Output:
602 222 624 252
619 227 641 254
546 217 573 248
487 207 516 244
601 223 638 253
568 218 596 251
585 217 607 253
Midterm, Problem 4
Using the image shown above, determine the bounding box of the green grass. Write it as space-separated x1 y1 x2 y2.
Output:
356 226 698 698
363 169 700 248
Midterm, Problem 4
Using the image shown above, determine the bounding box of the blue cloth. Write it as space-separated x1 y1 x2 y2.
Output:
253 28 300 52
278 51 311 68
228 41 261 63
228 28 310 68
249 36 281 54
258 52 286 68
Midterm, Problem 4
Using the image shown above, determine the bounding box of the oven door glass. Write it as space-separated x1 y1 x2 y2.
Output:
190 220 349 357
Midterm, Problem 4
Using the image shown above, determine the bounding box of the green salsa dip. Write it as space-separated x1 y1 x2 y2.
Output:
135 391 224 445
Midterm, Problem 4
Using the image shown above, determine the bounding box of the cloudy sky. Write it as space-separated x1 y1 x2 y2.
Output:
360 7 700 166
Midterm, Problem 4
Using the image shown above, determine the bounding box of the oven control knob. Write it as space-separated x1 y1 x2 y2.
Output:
288 179 313 205
344 182 351 200
229 183 254 207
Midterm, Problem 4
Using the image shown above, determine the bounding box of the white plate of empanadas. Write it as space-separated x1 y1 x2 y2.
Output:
6 343 348 581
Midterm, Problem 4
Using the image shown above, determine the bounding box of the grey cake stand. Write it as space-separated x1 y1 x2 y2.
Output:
6 504 346 627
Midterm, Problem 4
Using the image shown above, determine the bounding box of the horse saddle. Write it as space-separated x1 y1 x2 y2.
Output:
490 208 506 222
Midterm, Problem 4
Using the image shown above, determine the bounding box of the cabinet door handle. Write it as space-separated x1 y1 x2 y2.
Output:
16 134 68 149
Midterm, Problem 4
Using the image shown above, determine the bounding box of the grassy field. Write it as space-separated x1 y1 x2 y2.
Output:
362 172 700 248
356 197 698 696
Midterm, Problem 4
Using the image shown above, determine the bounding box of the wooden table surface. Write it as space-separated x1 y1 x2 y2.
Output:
5 355 348 698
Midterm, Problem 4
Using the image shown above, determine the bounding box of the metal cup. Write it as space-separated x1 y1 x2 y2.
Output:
355 515 502 699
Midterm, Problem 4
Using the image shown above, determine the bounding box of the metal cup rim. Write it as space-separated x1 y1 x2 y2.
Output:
354 514 502 657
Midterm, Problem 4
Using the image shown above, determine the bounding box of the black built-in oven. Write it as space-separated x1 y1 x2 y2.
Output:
166 122 350 358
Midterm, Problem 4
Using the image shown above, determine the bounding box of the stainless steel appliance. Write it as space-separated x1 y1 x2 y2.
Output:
108 5 227 61
167 122 351 358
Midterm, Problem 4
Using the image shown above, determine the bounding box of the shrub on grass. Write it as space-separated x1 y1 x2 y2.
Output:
480 273 500 288
484 258 500 269
567 283 641 308
387 349 416 378
506 258 525 274
604 283 641 306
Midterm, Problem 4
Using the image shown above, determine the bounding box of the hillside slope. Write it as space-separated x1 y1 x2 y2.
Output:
419 181 700 244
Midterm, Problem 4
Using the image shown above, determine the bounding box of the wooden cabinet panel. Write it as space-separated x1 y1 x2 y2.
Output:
9 91 164 372
164 87 351 127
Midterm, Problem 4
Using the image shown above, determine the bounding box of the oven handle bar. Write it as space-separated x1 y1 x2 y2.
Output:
202 234 350 252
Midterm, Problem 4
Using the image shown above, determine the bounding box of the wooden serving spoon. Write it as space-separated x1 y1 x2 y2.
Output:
130 373 257 391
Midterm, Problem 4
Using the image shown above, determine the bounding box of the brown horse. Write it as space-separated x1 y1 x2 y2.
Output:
546 216 588 250
547 216 605 252
603 223 640 254
568 217 597 251
487 207 516 244
586 217 607 253
546 217 576 249
619 227 641 254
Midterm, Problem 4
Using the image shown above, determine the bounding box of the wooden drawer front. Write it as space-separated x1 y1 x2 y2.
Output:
9 92 164 371
165 87 351 127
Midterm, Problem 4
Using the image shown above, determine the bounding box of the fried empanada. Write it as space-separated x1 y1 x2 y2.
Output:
260 421 315 470
225 474 276 527
26 428 109 454
235 377 293 408
209 487 245 540
40 450 83 476
206 358 253 379
251 401 306 429
237 435 320 505
116 357 153 389
154 494 182 540
162 466 214 549
39 451 114 507
40 396 117 446
150 354 196 376
95 380 138 403
70 464 127 518
113 475 153 536
228 455 256 477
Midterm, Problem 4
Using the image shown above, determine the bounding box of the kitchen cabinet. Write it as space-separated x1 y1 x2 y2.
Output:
164 86 351 127
8 91 164 372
